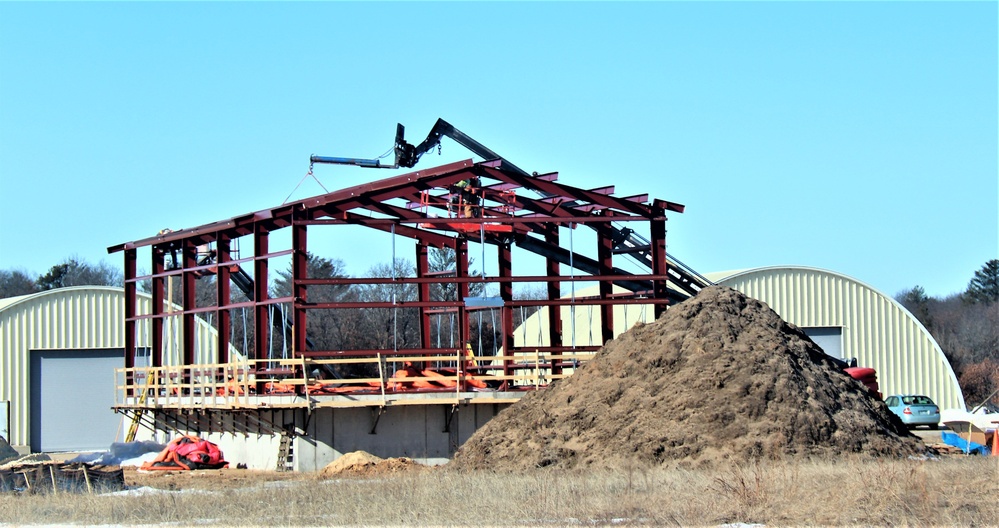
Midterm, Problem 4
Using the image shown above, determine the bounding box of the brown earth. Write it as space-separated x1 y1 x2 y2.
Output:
122 452 427 490
319 451 426 478
123 466 305 490
451 285 924 471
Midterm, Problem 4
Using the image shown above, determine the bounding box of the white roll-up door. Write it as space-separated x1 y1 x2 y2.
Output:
29 349 123 452
803 327 844 360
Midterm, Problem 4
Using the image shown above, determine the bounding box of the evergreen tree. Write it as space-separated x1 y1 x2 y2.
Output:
964 259 999 304
36 258 123 290
898 285 932 331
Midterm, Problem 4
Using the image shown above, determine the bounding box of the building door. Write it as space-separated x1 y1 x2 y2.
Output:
30 349 123 452
803 327 844 360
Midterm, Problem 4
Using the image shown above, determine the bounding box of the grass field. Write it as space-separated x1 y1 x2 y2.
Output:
0 456 995 526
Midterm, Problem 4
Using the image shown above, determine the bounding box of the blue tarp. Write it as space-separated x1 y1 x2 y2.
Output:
941 431 991 455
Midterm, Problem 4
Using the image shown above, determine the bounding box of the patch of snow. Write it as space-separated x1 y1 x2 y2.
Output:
68 441 165 466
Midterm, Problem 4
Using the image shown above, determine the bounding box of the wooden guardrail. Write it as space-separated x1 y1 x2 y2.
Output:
114 350 597 408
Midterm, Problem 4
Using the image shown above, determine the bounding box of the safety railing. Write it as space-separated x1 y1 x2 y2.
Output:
114 349 597 408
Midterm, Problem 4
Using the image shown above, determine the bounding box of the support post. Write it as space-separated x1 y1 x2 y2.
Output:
292 220 308 356
151 246 166 368
650 207 669 319
416 243 433 360
498 242 514 380
254 223 270 361
455 238 470 354
216 234 232 363
182 238 197 367
545 229 563 375
124 248 137 373
597 226 614 344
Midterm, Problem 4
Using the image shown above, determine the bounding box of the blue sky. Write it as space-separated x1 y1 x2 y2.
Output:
0 2 995 299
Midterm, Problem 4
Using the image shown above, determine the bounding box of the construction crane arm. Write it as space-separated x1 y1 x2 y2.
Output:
310 124 409 169
398 119 528 176
309 118 528 174
309 118 711 295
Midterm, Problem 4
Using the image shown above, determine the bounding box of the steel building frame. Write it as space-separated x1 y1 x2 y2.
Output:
108 157 702 401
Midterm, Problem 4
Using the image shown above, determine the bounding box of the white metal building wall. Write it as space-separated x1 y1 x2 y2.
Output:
712 267 965 411
513 267 965 411
0 286 231 449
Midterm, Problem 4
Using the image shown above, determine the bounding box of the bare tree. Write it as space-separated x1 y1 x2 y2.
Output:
0 269 38 298
958 359 999 410
271 253 358 357
355 259 420 351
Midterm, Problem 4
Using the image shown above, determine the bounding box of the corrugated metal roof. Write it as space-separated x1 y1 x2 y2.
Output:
0 292 39 311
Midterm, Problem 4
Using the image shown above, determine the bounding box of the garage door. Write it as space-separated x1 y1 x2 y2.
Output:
30 349 123 452
803 327 843 360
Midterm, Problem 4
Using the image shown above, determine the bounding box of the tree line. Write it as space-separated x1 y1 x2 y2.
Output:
896 259 999 411
0 257 123 295
2 256 996 407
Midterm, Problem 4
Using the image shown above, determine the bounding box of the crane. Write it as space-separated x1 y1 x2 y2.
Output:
310 118 712 297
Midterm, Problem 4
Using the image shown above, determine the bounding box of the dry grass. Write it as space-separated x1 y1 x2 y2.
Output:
0 456 995 526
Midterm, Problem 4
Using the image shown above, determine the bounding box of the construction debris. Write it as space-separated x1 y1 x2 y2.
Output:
451 286 924 471
0 461 125 494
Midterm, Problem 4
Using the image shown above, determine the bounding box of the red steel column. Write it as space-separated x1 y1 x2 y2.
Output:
545 229 562 376
498 242 514 380
124 248 137 368
416 243 432 354
151 246 166 368
598 230 614 344
292 220 308 356
455 238 470 353
182 238 197 367
650 207 668 319
124 248 137 394
216 234 232 364
253 223 270 361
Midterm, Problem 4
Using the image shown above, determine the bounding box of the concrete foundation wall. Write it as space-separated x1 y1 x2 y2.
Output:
152 403 511 471
295 402 508 471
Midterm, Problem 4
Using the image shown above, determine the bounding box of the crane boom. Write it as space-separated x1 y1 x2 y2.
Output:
310 118 712 295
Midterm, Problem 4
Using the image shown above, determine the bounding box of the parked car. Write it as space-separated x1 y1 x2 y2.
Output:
884 394 940 429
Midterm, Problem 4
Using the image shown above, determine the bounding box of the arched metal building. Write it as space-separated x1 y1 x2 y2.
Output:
515 266 965 411
0 286 231 453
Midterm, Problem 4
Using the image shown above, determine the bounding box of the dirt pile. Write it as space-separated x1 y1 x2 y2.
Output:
451 286 922 470
319 451 424 478
0 436 19 465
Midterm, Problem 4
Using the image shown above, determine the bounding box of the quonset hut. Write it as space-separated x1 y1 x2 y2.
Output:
515 266 965 411
0 286 232 454
709 266 964 411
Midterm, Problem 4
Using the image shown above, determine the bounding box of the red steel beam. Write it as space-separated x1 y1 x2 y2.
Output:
182 238 197 367
253 222 269 361
216 234 232 363
598 228 614 344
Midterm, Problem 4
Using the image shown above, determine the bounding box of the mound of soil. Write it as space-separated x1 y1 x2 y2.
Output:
319 451 424 478
451 286 922 470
